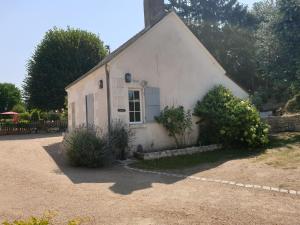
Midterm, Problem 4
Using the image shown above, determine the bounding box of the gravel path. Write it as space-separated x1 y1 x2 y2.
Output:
0 134 300 225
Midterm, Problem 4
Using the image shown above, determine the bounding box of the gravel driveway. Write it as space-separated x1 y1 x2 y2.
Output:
0 134 300 225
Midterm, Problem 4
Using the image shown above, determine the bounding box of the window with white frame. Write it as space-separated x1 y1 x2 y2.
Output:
128 90 142 123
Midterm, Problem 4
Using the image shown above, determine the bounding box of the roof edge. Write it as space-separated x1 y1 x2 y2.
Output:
170 12 249 95
66 10 249 96
65 11 172 90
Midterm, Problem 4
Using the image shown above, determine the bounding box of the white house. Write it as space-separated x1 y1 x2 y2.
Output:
66 0 248 152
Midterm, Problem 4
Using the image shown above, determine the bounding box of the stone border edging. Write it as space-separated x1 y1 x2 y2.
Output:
124 165 300 197
135 144 222 160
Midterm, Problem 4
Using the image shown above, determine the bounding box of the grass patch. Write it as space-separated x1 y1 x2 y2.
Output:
131 148 262 171
254 133 300 169
131 132 300 171
267 133 300 148
2 211 87 225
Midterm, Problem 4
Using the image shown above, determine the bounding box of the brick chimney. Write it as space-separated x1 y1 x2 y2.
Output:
144 0 165 28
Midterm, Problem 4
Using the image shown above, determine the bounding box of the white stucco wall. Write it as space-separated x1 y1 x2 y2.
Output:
67 12 248 152
66 67 108 131
107 12 248 152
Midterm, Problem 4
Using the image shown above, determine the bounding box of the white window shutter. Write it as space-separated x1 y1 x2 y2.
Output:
145 87 160 122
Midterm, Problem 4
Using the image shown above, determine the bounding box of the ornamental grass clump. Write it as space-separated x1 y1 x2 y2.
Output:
194 85 269 148
63 126 111 168
108 120 133 160
63 122 132 168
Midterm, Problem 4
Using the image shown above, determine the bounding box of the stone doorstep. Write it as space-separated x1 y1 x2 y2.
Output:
135 144 222 160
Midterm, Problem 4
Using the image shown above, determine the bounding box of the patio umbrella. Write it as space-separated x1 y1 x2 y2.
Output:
0 112 19 115
0 112 20 123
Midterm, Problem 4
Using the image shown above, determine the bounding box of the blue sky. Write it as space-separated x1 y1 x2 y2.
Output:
0 0 257 88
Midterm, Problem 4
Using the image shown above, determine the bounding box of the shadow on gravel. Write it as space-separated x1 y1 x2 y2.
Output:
44 143 185 195
43 133 300 195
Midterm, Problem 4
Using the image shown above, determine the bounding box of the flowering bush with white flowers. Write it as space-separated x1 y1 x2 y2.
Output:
194 85 269 148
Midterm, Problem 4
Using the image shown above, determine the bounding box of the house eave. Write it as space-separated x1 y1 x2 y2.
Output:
65 11 172 91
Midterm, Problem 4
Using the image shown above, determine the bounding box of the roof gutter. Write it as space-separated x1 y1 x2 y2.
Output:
105 64 112 133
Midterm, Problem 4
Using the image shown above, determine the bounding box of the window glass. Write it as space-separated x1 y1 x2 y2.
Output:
129 102 134 111
128 90 142 123
128 91 134 100
129 112 135 122
134 91 140 100
135 102 140 111
135 112 141 122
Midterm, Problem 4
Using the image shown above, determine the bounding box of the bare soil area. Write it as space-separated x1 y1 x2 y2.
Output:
0 134 300 225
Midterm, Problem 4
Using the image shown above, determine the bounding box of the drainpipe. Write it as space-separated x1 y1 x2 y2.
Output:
105 64 112 134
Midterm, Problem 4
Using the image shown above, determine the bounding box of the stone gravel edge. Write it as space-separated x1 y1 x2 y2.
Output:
124 165 300 196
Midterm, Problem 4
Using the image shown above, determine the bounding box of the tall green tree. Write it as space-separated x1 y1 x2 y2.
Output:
275 0 300 95
23 27 108 110
167 0 258 92
252 0 300 102
168 0 255 26
0 83 22 112
252 0 280 99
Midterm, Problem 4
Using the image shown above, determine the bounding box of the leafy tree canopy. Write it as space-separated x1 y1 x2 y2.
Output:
275 0 300 92
167 0 258 92
23 27 108 110
167 0 256 27
12 103 26 113
252 0 300 102
0 83 22 112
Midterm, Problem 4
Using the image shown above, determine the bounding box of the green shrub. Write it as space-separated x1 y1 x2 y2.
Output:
250 92 264 111
2 214 54 225
2 214 82 225
30 109 40 121
194 85 269 148
2 217 50 225
63 126 110 168
40 111 63 121
0 120 14 126
60 110 68 121
250 88 270 110
19 112 31 121
40 112 49 121
155 106 192 148
48 112 60 121
108 120 133 160
285 93 300 113
19 120 30 124
12 104 26 113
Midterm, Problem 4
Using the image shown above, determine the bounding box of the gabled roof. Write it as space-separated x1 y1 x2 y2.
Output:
66 11 171 90
66 10 248 95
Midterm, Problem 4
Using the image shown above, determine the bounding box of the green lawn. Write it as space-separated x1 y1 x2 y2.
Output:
131 133 300 171
254 133 300 169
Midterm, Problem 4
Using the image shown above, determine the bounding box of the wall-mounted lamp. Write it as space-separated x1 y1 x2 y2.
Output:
99 80 103 89
140 80 148 87
125 73 132 83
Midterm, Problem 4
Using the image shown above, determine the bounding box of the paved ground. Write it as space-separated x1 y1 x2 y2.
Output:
0 134 300 225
